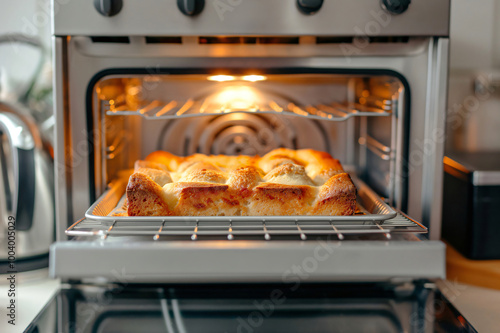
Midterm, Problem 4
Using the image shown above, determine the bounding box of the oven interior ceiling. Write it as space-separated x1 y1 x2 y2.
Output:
93 74 404 203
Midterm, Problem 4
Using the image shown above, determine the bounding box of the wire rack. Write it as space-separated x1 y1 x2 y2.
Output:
66 211 426 241
105 99 392 121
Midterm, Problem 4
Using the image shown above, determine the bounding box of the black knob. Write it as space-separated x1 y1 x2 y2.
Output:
94 0 123 17
177 0 205 16
297 0 324 15
382 0 411 14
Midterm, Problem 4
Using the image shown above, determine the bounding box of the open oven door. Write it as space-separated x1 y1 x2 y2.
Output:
25 284 476 333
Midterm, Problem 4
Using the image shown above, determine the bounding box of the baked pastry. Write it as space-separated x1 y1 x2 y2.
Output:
125 148 356 216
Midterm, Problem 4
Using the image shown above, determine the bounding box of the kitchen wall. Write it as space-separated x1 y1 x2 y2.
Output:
0 0 51 101
447 0 500 152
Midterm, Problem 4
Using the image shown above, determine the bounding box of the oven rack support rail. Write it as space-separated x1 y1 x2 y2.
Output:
104 99 392 122
67 211 427 241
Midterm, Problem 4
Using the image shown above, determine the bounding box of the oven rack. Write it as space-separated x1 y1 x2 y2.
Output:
66 211 426 241
104 99 391 121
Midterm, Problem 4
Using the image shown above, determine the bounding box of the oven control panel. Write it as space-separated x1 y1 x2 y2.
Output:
93 0 122 17
297 0 324 14
55 0 448 36
177 0 205 16
382 0 411 14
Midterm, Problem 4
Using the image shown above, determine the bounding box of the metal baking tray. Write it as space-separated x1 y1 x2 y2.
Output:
85 175 397 226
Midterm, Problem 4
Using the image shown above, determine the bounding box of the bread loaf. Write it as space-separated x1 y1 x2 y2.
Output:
125 148 356 216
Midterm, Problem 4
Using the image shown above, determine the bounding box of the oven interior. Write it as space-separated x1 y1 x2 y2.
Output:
91 73 406 209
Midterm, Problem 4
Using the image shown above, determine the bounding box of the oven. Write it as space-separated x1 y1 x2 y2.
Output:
40 0 471 332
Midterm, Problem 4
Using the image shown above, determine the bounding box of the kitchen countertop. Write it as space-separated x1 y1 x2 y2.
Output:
437 280 500 332
0 275 499 332
0 269 59 333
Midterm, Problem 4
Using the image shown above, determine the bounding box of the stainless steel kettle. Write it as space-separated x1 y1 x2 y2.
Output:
0 101 54 272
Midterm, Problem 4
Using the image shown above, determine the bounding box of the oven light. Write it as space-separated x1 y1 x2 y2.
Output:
242 75 267 82
215 86 258 110
208 75 236 82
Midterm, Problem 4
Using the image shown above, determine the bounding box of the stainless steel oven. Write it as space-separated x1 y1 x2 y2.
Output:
41 0 469 332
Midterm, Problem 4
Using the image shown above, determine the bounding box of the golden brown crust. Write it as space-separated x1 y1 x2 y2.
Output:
227 166 263 192
145 151 182 171
126 148 356 217
134 168 173 187
134 160 169 172
312 173 357 215
178 161 221 174
178 169 227 184
126 173 173 216
172 183 240 216
263 163 315 186
249 184 317 216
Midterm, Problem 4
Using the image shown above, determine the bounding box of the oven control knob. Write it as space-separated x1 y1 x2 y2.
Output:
297 0 324 14
94 0 123 17
177 0 205 16
381 0 411 14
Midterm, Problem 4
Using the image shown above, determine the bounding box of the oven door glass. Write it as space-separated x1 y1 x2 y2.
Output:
26 284 476 333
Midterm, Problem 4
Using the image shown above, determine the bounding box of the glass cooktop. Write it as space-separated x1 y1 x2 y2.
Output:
25 283 475 333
